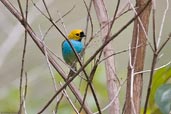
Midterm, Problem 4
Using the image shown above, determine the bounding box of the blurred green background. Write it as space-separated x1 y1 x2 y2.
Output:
0 0 171 113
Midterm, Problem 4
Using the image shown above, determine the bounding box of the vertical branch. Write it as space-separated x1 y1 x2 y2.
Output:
18 0 29 113
93 0 120 114
152 0 157 51
144 1 170 112
156 0 169 48
23 72 28 114
125 0 152 114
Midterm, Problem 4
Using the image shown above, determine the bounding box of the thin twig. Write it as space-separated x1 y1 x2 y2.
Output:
83 0 93 45
31 0 49 19
128 44 136 114
98 43 146 64
18 0 28 113
84 3 133 51
107 0 120 38
54 93 64 114
128 0 154 52
157 33 171 54
43 5 75 39
60 83 80 114
152 0 157 50
156 0 169 48
39 25 58 91
79 61 98 112
82 0 94 56
23 72 28 114
143 0 170 112
42 0 52 19
23 1 29 111
93 80 126 114
17 0 24 20
134 60 171 75
56 10 68 36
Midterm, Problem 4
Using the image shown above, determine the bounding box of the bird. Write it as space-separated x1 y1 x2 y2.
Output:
62 29 86 77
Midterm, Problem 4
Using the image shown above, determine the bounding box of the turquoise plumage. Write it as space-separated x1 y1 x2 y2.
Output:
61 29 86 72
62 39 83 65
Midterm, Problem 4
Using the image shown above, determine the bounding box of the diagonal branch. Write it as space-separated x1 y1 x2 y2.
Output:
0 0 152 113
0 0 92 114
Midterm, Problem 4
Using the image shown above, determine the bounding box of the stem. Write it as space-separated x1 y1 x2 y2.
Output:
143 53 157 114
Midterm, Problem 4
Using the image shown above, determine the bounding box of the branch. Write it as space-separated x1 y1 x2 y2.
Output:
0 0 152 113
18 0 28 113
0 0 92 113
156 0 169 48
37 0 152 112
93 0 120 114
125 0 152 114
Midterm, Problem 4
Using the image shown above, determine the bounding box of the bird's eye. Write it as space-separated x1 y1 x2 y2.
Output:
76 33 79 36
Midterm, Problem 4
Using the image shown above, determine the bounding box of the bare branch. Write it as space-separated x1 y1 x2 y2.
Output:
0 1 92 113
93 80 126 114
23 72 28 114
17 0 24 20
42 0 52 19
62 84 80 114
43 5 75 39
156 0 169 48
152 0 157 50
157 33 171 54
134 60 171 75
83 0 94 44
18 0 29 113
143 0 170 112
56 10 68 36
128 0 154 52
39 25 58 91
98 43 146 64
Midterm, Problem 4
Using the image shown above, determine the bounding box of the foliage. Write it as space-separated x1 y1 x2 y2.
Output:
148 65 171 114
0 87 19 112
155 84 171 114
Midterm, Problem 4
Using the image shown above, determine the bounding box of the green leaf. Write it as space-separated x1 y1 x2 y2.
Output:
155 84 171 114
148 65 171 113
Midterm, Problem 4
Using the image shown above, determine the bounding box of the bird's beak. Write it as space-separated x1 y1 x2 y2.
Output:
82 34 86 37
80 32 86 37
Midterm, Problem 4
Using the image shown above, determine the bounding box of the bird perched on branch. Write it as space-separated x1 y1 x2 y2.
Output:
62 29 86 77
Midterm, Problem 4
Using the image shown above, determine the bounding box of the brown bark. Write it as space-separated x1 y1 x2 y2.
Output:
93 0 120 114
125 0 152 114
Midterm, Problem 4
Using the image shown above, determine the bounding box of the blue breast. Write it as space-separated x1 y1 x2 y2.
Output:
62 40 83 65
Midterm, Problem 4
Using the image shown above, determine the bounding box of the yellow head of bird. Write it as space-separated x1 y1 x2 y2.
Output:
68 29 86 41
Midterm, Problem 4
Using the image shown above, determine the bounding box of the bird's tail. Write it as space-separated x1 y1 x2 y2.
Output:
67 63 77 80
